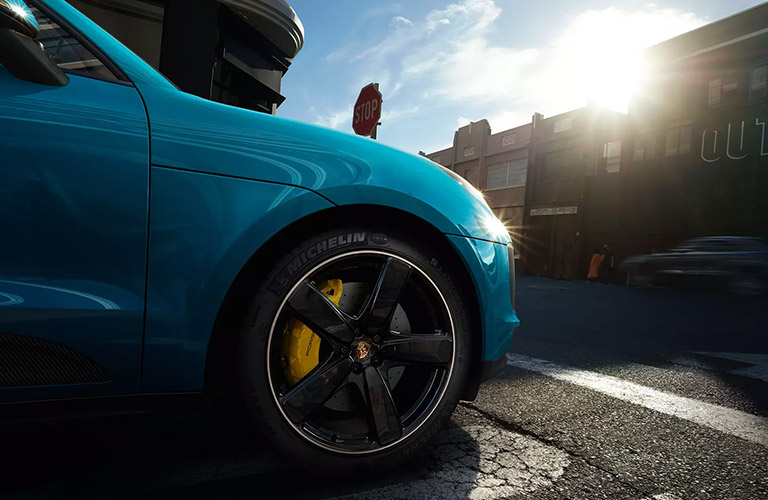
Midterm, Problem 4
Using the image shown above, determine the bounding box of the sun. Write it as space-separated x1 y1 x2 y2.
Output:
553 8 700 115
573 26 649 114
584 48 647 113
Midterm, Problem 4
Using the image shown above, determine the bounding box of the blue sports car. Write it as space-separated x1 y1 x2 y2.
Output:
0 0 519 472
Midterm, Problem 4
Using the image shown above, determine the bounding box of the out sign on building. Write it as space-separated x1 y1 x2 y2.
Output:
353 83 383 138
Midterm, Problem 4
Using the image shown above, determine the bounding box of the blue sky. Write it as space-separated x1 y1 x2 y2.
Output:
279 0 765 154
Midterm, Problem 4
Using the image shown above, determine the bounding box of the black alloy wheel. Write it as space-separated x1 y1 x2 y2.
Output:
240 228 470 473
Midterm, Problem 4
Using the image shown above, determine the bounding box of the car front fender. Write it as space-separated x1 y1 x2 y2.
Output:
141 166 333 392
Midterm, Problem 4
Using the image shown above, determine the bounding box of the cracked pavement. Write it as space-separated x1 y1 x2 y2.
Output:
2 277 767 499
333 410 570 500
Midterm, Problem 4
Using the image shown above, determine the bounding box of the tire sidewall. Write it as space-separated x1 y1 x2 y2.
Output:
239 228 471 474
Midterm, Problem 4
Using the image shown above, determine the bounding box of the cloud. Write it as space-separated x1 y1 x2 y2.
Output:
424 0 500 34
444 4 708 134
391 16 413 27
316 0 532 129
381 105 420 125
485 109 532 133
315 108 352 130
312 0 708 149
399 0 537 104
457 116 471 127
534 6 707 113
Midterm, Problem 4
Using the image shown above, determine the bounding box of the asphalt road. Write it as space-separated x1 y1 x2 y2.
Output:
3 277 767 499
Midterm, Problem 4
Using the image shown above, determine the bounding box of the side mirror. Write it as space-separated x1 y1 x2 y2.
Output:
0 0 68 86
0 0 39 38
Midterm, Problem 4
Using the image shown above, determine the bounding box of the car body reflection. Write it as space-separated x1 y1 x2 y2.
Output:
0 279 120 310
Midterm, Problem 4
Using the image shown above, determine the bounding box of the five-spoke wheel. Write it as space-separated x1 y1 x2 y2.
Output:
240 228 470 472
268 252 455 453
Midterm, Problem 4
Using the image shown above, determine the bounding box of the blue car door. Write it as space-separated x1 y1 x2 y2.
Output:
0 4 148 401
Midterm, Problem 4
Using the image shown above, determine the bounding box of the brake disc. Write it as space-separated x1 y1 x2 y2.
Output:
281 281 408 411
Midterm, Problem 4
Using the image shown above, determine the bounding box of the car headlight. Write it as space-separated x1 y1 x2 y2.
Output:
477 213 511 242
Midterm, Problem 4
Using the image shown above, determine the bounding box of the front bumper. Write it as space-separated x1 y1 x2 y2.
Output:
479 353 509 383
446 235 519 400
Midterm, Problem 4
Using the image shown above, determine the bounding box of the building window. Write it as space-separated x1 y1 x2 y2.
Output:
544 147 579 180
750 65 768 99
665 123 693 156
601 140 622 173
486 158 528 190
633 132 656 161
708 78 722 107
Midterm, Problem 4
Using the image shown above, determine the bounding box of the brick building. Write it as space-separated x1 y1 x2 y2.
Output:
427 2 768 281
621 2 768 259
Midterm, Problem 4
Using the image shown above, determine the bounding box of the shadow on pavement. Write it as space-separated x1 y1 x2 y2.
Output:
511 276 768 413
0 406 572 499
0 413 482 499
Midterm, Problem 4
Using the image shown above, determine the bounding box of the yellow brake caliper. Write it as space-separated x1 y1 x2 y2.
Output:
281 279 343 385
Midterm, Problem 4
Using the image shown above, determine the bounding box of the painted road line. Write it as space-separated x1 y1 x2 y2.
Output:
692 352 768 382
506 353 768 448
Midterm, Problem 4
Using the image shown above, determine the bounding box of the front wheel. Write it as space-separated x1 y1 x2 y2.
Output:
239 228 471 474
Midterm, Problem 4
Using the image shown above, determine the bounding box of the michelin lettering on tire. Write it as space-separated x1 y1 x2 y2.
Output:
269 231 368 294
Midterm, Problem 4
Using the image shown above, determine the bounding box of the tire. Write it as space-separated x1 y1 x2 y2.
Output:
238 227 471 475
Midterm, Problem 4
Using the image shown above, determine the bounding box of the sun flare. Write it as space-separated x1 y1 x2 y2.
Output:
7 0 34 23
555 8 701 114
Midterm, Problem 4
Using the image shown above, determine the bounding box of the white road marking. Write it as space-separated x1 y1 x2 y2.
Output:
506 353 768 448
692 352 768 382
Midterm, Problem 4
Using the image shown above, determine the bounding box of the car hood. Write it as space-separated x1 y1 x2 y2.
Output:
139 86 510 245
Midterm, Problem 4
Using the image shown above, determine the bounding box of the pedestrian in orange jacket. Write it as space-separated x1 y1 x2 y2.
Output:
587 249 603 283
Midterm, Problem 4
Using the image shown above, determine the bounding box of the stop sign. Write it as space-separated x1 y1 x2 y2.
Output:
352 83 382 137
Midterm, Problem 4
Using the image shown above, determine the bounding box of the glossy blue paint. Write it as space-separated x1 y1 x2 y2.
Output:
133 82 517 370
447 236 520 361
1 0 519 401
137 85 510 247
141 167 334 391
0 66 149 401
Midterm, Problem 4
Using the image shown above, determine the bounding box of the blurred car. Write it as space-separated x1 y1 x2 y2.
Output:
0 0 519 473
621 237 768 295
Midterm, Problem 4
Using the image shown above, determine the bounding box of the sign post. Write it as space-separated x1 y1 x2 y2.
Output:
352 83 382 139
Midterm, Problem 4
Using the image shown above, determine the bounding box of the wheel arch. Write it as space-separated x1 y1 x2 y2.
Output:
203 204 485 406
